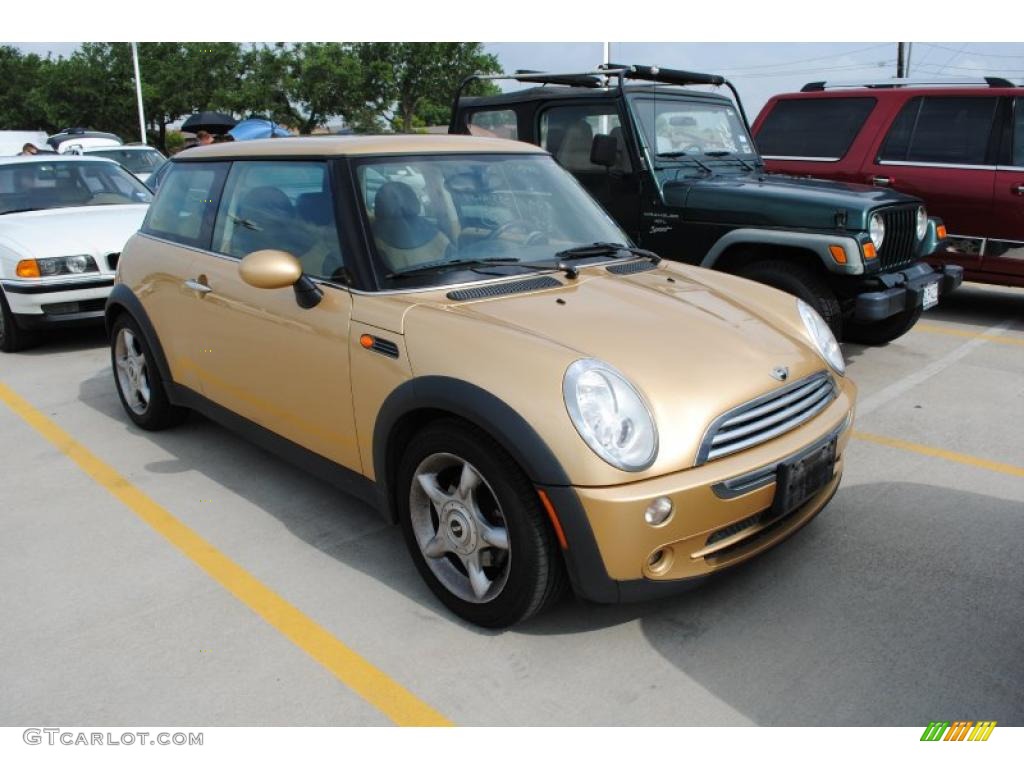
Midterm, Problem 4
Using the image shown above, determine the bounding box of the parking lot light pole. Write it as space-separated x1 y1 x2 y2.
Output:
131 42 147 145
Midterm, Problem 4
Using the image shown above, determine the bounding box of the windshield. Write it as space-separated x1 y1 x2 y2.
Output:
0 160 152 214
630 96 757 168
356 153 629 288
88 148 166 174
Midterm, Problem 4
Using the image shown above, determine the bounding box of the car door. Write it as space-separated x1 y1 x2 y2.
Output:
183 159 361 471
865 95 1000 274
989 95 1024 283
136 160 229 392
537 102 641 236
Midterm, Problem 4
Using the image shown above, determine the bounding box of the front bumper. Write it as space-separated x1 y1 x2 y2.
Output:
852 263 963 323
1 277 114 329
542 377 856 603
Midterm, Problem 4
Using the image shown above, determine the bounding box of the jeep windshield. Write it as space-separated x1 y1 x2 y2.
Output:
629 96 759 176
355 153 631 289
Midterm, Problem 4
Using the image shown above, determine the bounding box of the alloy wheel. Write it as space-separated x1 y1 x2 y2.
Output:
114 327 151 415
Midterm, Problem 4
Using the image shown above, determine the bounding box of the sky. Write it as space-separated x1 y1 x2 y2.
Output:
6 41 1024 118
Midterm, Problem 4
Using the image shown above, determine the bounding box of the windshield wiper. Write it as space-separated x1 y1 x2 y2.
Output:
385 257 525 279
555 242 660 263
1 207 44 215
655 151 712 174
704 150 758 171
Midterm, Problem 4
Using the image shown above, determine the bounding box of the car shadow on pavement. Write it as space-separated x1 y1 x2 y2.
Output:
927 282 1024 330
21 325 107 356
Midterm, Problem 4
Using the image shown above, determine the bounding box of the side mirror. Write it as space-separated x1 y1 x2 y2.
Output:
239 249 322 309
590 134 618 168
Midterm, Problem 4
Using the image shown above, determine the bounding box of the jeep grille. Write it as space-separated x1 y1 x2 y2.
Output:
697 372 836 465
877 205 918 271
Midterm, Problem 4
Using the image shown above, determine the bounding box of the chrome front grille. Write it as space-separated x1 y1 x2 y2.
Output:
877 205 917 271
697 372 836 465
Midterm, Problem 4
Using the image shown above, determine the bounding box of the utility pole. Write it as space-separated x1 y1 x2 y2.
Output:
905 42 913 77
897 42 906 79
131 42 147 145
603 42 611 66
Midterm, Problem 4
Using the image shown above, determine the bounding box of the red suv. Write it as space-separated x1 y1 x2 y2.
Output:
752 78 1024 288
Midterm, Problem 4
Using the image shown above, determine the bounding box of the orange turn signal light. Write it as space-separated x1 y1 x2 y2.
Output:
828 245 847 265
359 334 374 349
16 259 40 278
862 243 877 260
937 225 947 239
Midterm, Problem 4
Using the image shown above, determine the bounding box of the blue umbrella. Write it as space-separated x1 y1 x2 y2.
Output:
227 118 291 141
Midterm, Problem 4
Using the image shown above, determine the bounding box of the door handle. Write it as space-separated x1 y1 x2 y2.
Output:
871 176 892 187
184 278 211 294
1013 184 1024 196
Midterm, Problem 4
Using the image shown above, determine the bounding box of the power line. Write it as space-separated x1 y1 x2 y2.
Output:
727 60 896 80
916 42 1024 60
703 43 892 73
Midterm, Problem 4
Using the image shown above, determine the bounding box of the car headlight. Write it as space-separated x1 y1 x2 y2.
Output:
915 206 927 240
16 255 98 277
797 299 845 376
869 213 885 250
563 358 658 471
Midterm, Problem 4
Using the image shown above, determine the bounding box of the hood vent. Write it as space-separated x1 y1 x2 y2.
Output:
606 260 657 275
446 276 561 302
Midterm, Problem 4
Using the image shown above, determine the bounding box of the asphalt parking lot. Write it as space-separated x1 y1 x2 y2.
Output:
1 281 1022 727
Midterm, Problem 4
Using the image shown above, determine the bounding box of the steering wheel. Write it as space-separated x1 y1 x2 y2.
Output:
483 219 548 246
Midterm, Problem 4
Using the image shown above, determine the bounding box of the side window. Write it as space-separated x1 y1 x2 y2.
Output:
540 104 632 173
881 96 998 165
1014 98 1024 167
211 161 344 282
142 162 226 248
757 98 876 159
467 109 518 140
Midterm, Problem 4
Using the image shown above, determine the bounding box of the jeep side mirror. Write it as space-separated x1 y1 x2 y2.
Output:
590 134 618 168
239 249 323 309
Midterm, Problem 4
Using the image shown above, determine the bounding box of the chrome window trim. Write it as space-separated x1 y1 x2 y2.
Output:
761 155 841 162
877 160 995 171
995 165 1024 172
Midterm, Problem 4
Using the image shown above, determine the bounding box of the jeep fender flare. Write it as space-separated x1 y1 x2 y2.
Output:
700 229 864 275
104 284 173 384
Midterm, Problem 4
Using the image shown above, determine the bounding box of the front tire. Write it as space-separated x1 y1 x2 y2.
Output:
110 314 188 430
739 259 843 338
0 291 39 352
397 419 566 628
843 304 923 346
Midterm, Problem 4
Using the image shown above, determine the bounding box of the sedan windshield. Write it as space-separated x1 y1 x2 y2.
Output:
0 160 152 214
356 153 629 287
630 96 757 166
88 148 166 175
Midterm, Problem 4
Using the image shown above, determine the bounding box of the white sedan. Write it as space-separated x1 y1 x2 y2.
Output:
0 155 151 352
73 145 167 185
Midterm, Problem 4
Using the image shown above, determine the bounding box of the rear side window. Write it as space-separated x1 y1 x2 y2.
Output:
1014 97 1024 167
757 97 876 159
211 161 344 282
142 162 226 248
467 109 518 140
540 104 631 173
880 96 999 165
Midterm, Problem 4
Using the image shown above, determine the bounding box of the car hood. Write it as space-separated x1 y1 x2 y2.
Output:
659 170 919 230
0 205 148 267
401 264 830 473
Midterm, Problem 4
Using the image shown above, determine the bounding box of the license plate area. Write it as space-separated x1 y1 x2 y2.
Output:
922 280 939 310
771 438 837 516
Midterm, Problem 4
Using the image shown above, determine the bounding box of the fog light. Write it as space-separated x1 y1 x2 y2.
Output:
647 546 674 575
644 496 673 526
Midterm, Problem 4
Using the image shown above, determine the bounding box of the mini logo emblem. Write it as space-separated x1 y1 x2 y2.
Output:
771 366 789 381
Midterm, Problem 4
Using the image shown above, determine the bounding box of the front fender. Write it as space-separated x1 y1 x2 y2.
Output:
701 228 864 275
104 283 173 385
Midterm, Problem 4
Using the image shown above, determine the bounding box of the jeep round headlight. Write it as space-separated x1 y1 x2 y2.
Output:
915 206 928 240
798 299 845 375
869 213 885 250
563 359 658 471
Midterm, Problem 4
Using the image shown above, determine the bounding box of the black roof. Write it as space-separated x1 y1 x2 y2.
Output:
46 130 122 148
460 84 733 109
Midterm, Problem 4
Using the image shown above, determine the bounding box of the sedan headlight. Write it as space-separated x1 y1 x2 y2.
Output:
15 255 98 277
915 206 928 240
563 358 658 471
798 299 845 375
869 213 885 250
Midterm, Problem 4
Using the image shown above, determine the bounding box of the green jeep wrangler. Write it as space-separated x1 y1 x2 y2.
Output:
449 64 963 343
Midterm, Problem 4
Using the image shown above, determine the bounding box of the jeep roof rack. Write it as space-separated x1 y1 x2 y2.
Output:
450 63 750 133
801 76 1017 92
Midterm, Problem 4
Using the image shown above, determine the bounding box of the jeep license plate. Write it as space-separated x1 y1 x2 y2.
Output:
923 281 939 310
772 438 837 516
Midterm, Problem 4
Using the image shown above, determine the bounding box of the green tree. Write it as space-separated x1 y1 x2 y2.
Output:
0 45 47 130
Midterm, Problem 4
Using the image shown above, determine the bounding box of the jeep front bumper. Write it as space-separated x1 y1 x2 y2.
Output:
852 263 963 323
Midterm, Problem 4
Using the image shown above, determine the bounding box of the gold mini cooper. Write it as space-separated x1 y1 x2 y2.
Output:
106 135 856 627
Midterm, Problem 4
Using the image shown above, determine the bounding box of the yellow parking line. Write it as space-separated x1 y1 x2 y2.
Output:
853 430 1024 479
913 322 1024 347
0 380 451 727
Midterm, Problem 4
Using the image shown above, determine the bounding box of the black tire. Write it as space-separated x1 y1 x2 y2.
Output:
110 314 188 430
739 259 843 338
396 419 567 628
0 290 39 352
843 304 923 346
